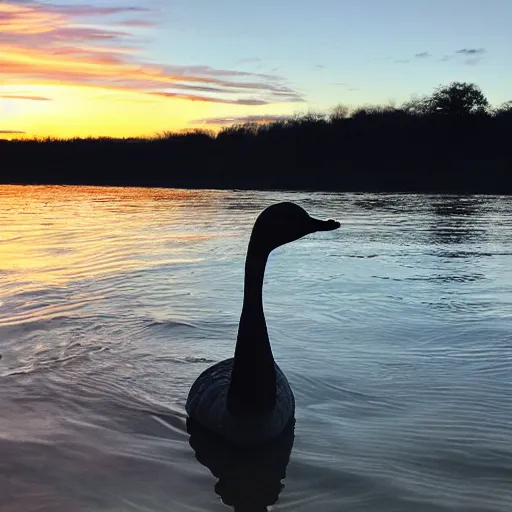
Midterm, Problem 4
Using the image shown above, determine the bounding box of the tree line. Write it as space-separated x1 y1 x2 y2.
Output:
1 82 511 193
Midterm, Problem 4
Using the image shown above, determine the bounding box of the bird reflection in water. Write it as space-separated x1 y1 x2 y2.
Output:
186 417 295 511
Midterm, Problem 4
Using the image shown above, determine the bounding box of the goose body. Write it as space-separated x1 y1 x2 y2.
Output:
186 359 295 445
185 202 340 445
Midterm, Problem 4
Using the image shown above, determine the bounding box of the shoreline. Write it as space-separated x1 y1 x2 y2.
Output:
1 178 511 195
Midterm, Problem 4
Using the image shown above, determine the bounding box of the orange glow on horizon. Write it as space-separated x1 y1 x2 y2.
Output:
0 1 302 139
0 84 298 139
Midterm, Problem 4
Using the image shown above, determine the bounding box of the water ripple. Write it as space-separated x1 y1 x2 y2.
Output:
0 186 511 511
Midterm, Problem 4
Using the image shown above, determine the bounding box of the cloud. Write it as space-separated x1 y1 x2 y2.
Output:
456 48 486 55
268 92 304 101
398 49 487 64
7 3 151 17
150 92 270 105
191 114 290 125
0 94 51 101
453 48 486 65
0 130 25 134
159 65 280 81
0 1 303 105
46 6 151 17
118 20 156 27
49 27 132 41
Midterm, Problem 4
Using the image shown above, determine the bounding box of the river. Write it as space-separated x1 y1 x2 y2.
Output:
0 185 511 511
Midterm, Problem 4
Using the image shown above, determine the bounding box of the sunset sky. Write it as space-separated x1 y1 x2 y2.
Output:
1 0 511 139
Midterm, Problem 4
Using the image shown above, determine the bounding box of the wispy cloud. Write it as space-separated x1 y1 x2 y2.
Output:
396 48 487 66
0 1 303 105
0 94 51 101
150 92 269 105
43 5 151 16
456 48 486 56
118 20 157 27
0 130 25 134
392 53 428 64
191 114 289 126
455 48 487 65
455 48 486 65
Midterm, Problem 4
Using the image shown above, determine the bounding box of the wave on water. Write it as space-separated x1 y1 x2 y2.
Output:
1 187 512 511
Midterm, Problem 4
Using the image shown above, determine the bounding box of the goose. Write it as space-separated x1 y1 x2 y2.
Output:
185 202 340 445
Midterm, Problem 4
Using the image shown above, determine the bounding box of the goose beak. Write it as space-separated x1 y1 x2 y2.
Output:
309 217 341 232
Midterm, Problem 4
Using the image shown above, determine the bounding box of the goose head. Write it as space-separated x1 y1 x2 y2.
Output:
251 202 340 253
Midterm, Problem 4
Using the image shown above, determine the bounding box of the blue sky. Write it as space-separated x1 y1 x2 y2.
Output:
150 0 512 108
1 0 510 137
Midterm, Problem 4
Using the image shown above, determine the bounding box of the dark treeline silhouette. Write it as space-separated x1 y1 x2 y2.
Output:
2 82 511 193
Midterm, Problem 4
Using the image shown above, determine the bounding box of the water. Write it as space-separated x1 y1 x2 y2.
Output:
0 185 511 512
